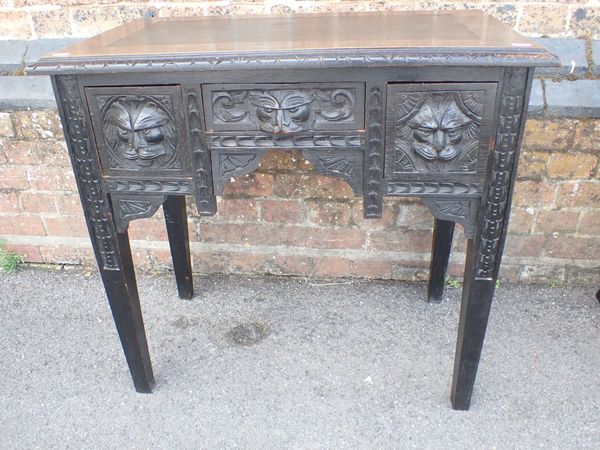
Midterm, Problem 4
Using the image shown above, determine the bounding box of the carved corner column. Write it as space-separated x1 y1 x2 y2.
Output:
52 74 155 393
363 85 385 218
451 67 532 410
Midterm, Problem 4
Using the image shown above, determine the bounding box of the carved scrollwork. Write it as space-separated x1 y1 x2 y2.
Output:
386 181 482 197
205 84 363 133
105 179 193 195
422 198 479 239
209 133 363 149
391 90 483 173
97 94 180 170
111 194 166 233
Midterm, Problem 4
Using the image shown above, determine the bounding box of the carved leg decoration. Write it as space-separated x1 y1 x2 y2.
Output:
163 196 194 299
427 219 455 303
451 67 531 410
53 75 155 393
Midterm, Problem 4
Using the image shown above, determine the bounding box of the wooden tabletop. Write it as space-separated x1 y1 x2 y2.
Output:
29 11 559 74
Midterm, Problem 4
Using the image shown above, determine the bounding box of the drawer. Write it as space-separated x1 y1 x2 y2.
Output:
85 85 191 177
202 83 365 133
384 82 497 182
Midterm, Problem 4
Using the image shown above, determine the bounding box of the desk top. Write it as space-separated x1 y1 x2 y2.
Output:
28 11 558 75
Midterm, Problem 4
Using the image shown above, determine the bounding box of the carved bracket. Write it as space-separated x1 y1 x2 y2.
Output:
212 150 267 195
422 197 479 239
111 194 167 233
301 150 363 196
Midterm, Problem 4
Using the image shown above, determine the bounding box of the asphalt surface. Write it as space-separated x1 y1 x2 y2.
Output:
1 268 599 448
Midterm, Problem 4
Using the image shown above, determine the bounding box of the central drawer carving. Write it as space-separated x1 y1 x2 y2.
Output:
202 83 365 133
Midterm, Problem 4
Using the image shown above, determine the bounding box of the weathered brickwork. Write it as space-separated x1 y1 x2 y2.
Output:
0 109 598 284
0 0 599 40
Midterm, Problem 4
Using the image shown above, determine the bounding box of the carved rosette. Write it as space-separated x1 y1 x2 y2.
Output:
205 85 363 133
390 90 484 174
97 94 181 170
55 75 119 270
475 68 528 279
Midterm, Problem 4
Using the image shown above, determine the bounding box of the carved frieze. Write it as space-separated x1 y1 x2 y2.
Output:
105 179 194 195
385 83 497 178
203 83 365 133
209 133 363 149
386 181 482 197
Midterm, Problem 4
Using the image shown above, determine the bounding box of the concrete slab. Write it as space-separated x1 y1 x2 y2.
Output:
0 40 28 74
592 40 600 76
0 76 55 110
535 38 588 76
25 38 82 65
545 79 600 118
0 269 599 447
527 79 545 117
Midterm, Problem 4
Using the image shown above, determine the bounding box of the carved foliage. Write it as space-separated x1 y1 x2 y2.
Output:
476 68 528 279
111 194 166 233
207 86 361 133
386 181 481 197
301 150 363 195
364 86 384 218
391 89 484 173
187 89 216 215
97 94 180 170
422 198 479 239
212 150 266 195
106 179 193 195
209 133 363 149
56 75 119 270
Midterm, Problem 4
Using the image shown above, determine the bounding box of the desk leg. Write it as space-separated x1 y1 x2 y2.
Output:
100 231 155 393
163 195 194 299
427 219 455 303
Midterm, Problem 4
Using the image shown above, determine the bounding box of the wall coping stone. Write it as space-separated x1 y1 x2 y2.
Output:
0 38 599 118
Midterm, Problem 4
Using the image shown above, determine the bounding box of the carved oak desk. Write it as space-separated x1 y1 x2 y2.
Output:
29 11 557 410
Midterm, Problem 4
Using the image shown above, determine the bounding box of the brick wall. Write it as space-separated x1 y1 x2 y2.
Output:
0 0 599 284
0 0 599 40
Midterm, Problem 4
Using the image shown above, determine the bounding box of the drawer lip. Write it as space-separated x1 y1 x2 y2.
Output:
383 81 498 183
202 82 365 133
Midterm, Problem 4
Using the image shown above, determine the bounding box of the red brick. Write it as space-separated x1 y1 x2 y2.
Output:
350 200 397 229
199 223 280 246
397 204 434 230
0 11 32 39
128 218 167 241
573 119 600 152
578 211 600 234
281 226 366 249
313 256 352 278
39 244 94 266
191 251 231 274
229 252 268 273
547 153 597 179
523 119 575 152
0 215 46 236
222 173 274 197
307 200 352 226
508 207 535 234
353 259 393 279
513 181 555 207
3 244 43 263
19 192 57 213
43 216 88 237
263 254 313 276
504 234 545 258
535 210 579 233
56 193 83 215
517 151 549 180
1 140 69 167
28 167 76 191
556 183 600 208
0 112 14 138
0 167 30 190
545 236 600 260
262 199 305 223
368 229 432 253
0 192 20 213
273 173 353 199
216 198 258 221
11 111 62 140
257 149 311 172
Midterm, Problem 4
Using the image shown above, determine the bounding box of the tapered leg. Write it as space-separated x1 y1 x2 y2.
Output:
99 231 155 393
451 239 497 410
427 219 455 303
163 195 194 299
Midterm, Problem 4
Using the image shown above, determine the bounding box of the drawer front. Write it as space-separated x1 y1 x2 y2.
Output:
384 82 497 182
86 85 191 177
202 83 365 133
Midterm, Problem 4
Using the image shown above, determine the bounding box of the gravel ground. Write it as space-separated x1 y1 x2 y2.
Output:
0 267 599 448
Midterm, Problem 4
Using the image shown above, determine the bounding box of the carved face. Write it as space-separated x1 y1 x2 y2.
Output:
103 98 175 168
250 91 313 133
407 95 471 161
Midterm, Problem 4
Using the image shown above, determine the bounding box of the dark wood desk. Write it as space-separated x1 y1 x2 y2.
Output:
29 11 557 410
